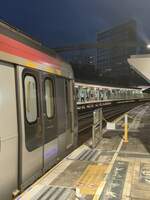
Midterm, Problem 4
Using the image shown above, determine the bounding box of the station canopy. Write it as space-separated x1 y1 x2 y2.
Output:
128 54 150 83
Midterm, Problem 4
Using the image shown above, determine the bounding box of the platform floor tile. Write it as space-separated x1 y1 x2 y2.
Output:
76 164 108 196
100 161 128 200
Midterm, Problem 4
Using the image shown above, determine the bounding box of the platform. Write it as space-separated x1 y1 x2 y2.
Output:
16 103 150 200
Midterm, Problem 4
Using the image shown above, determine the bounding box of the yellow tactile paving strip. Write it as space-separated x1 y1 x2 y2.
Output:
76 164 108 195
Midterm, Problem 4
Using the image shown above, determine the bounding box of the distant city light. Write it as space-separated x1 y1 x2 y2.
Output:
147 44 150 49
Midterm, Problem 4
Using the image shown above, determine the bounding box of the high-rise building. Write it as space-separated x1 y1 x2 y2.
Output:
96 20 148 85
61 49 96 66
70 54 95 65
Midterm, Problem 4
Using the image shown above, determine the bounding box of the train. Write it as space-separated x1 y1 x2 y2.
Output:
0 21 78 200
75 82 149 103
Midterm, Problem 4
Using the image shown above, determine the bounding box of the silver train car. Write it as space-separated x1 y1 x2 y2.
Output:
75 82 147 103
0 22 78 199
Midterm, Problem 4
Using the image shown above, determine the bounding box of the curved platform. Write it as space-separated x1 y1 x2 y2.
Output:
16 103 150 200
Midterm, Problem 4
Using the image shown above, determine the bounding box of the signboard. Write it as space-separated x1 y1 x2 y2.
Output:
106 122 116 130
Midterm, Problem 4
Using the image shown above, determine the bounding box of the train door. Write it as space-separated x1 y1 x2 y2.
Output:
55 77 73 158
18 67 58 190
41 73 58 172
65 79 74 149
17 67 43 190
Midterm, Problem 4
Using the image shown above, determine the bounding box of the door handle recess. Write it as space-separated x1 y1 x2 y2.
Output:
0 137 1 152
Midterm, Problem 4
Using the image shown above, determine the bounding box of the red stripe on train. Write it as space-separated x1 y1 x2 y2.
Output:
0 34 61 69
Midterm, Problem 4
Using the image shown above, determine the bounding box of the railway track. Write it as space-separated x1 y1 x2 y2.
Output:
77 102 144 145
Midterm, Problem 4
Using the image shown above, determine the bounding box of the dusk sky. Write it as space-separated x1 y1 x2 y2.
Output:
0 0 150 47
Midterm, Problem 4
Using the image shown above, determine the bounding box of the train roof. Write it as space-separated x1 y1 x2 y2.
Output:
75 82 141 91
0 20 73 79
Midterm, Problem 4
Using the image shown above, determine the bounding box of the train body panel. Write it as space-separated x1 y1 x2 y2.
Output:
0 62 18 200
0 21 77 200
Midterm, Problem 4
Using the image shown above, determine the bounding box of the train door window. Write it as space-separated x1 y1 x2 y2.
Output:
24 75 38 123
55 77 66 134
45 78 54 118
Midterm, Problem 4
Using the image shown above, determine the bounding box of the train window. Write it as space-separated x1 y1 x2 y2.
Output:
45 78 54 118
24 75 38 123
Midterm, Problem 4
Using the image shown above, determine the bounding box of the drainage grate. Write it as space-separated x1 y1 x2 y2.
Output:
30 186 75 200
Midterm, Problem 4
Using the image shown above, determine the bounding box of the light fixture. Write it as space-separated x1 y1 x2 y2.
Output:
147 44 150 49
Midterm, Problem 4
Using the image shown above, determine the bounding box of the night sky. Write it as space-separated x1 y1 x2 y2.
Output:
0 0 150 47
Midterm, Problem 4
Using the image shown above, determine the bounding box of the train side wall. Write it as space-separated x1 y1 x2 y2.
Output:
0 62 18 200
